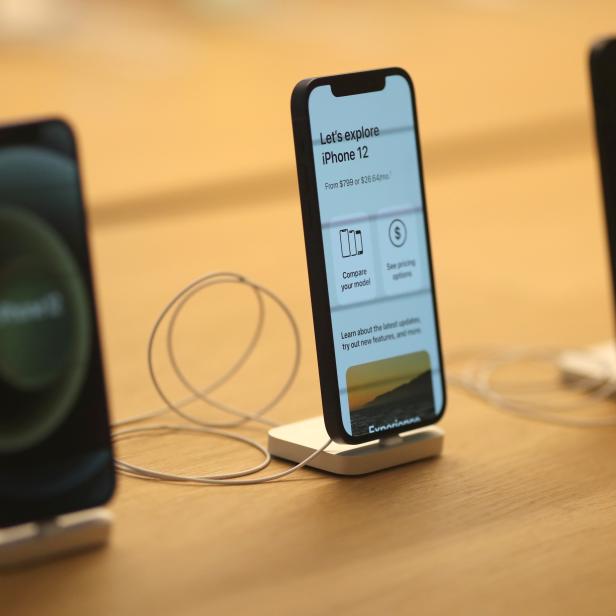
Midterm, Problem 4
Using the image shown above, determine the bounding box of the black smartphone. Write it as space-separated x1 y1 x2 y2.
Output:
590 38 616 309
0 118 115 526
291 68 446 444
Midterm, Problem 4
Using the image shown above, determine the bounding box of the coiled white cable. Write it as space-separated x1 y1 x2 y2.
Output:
448 346 616 427
112 272 331 485
112 273 616 485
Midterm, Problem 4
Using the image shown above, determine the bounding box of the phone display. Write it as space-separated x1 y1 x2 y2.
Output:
0 119 115 526
292 68 446 443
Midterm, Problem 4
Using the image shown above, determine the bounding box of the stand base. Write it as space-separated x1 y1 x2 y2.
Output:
268 416 444 476
558 341 616 386
0 507 112 569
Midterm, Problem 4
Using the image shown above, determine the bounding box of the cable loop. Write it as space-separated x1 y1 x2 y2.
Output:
448 346 616 427
112 272 331 485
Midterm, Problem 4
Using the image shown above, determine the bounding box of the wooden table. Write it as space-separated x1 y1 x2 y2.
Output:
3 2 616 614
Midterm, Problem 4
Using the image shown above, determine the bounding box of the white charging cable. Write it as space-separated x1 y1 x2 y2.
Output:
448 346 616 427
112 272 331 485
112 273 616 485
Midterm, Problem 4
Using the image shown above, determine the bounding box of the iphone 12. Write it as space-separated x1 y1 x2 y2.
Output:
291 68 446 444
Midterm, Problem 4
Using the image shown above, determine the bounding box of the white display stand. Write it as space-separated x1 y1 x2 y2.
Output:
0 507 112 569
558 341 616 386
268 416 444 476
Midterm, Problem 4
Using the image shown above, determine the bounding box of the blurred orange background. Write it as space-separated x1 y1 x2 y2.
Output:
0 0 611 211
4 3 616 614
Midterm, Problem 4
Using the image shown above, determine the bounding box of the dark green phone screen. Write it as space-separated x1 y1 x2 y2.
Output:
0 120 114 527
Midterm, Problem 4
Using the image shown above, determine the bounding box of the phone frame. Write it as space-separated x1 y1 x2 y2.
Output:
0 117 115 525
590 39 616 319
291 67 447 444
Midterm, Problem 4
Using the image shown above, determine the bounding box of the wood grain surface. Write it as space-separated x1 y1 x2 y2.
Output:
2 1 616 614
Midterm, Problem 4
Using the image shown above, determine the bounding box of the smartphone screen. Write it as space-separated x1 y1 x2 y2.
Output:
0 119 115 526
306 71 445 439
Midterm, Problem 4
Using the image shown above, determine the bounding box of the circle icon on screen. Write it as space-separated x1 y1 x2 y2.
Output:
388 219 407 247
0 205 92 454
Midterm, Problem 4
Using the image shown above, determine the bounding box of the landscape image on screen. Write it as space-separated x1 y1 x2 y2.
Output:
346 350 435 434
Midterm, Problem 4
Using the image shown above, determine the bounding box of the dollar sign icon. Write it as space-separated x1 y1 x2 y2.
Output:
389 218 407 247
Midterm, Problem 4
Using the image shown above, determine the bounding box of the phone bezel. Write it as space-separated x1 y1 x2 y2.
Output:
291 67 447 444
0 117 115 525
590 39 616 324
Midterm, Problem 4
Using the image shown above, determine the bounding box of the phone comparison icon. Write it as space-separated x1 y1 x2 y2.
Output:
339 228 363 258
